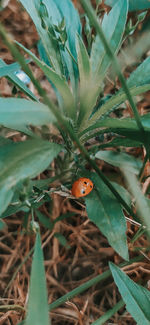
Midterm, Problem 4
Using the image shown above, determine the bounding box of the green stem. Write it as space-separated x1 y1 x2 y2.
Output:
49 255 143 311
92 299 125 325
139 149 149 180
131 226 146 244
66 45 78 66
0 304 25 311
80 0 145 136
0 24 136 218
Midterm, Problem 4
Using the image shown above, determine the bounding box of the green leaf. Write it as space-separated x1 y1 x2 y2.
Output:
0 61 22 77
0 59 37 101
25 232 50 325
34 0 82 90
82 113 150 145
0 140 62 216
78 0 128 130
109 262 150 325
87 56 150 127
0 219 6 230
127 56 150 88
0 136 12 147
87 84 150 127
76 35 91 87
95 150 142 174
76 35 97 125
91 0 128 79
98 137 142 148
123 170 150 237
111 181 131 206
36 210 53 230
91 299 124 325
105 0 150 11
16 41 76 119
85 173 129 260
54 0 81 62
19 0 63 75
79 0 128 131
53 0 81 85
0 98 55 134
54 232 70 248
32 176 59 190
0 202 26 219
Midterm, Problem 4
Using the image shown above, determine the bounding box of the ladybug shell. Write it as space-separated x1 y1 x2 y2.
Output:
71 177 93 198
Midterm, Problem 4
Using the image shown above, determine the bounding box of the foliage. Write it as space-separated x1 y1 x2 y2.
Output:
105 0 150 11
25 231 50 325
0 0 150 323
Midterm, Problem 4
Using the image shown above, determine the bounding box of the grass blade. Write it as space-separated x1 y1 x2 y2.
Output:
25 231 50 325
110 262 150 325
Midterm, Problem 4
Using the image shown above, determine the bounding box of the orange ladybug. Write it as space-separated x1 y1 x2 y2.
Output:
71 177 93 198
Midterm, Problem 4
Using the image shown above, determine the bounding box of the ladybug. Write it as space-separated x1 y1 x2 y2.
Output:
71 177 93 198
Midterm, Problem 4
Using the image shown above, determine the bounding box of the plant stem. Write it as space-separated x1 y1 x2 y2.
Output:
139 149 149 180
66 45 78 66
130 226 146 244
80 0 145 136
0 304 25 311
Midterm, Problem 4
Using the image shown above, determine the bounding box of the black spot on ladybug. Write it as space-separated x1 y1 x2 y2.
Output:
84 181 87 184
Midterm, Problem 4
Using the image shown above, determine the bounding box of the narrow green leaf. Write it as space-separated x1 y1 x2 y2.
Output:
19 0 63 75
91 0 128 79
0 98 55 133
0 59 37 101
106 0 150 11
16 41 76 118
79 0 128 130
98 137 142 148
49 256 143 312
76 35 91 86
0 202 26 219
127 56 150 88
87 84 150 128
53 0 82 85
110 262 150 325
0 61 22 77
0 219 6 230
85 173 129 260
123 170 150 237
92 299 124 325
25 232 50 325
0 140 62 216
88 56 150 127
54 0 81 62
36 210 53 230
0 136 12 147
111 181 131 206
76 35 97 125
82 113 150 145
54 232 70 248
95 150 142 174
